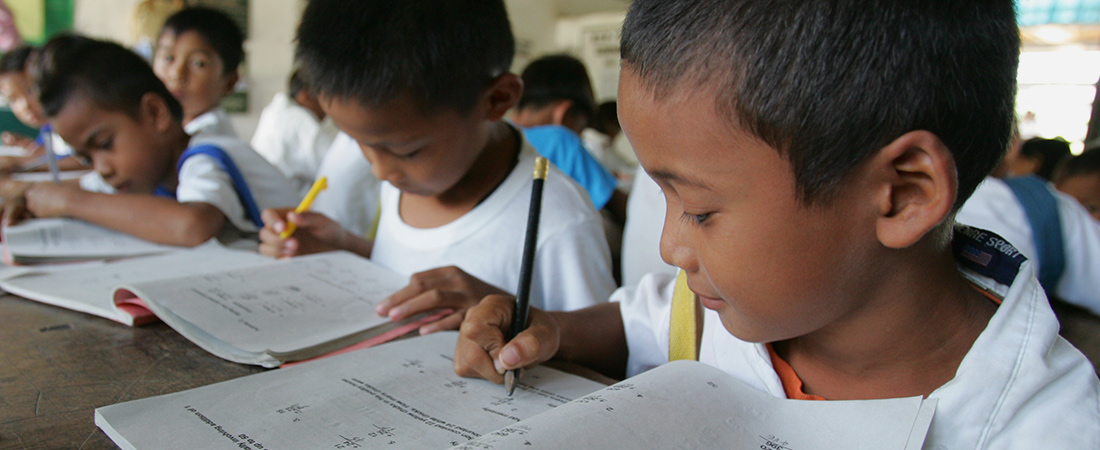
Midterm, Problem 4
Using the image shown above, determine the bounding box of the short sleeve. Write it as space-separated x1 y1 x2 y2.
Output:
174 154 253 232
620 271 677 377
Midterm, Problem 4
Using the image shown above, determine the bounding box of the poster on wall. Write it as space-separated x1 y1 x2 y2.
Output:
580 25 621 103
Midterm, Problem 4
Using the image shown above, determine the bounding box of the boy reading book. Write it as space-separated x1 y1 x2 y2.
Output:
152 7 242 138
2 36 296 246
259 0 615 333
0 45 81 174
454 0 1100 447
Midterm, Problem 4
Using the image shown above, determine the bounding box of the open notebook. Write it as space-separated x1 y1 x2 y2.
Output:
1 218 180 264
0 245 421 367
95 332 936 450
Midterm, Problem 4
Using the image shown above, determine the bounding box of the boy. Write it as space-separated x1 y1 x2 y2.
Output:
454 0 1100 447
251 69 337 196
1054 148 1100 221
3 36 296 246
152 7 241 138
0 45 79 173
259 0 615 333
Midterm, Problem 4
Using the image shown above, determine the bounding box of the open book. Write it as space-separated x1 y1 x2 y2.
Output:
95 332 936 450
0 245 417 367
1 218 180 264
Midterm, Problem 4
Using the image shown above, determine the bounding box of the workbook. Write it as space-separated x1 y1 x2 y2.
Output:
94 332 936 450
0 245 417 367
1 218 180 264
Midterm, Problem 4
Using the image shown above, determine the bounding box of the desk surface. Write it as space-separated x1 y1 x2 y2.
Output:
0 295 265 449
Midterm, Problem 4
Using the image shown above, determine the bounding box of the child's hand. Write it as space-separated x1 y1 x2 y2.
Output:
453 295 560 384
376 266 509 334
1 198 29 226
258 208 348 258
1 131 34 148
23 183 78 218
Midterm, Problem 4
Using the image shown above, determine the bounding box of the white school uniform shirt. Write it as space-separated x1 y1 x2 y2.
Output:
957 176 1100 315
184 107 238 139
370 131 616 312
619 226 1100 449
310 132 380 238
250 92 338 197
79 131 298 234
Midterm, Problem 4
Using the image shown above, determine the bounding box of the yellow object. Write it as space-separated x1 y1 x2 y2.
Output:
533 157 548 180
280 177 328 239
669 270 700 361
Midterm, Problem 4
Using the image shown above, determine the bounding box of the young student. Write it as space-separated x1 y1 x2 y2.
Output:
2 35 297 246
259 0 616 332
1054 148 1100 221
152 7 242 138
0 45 79 173
251 69 338 196
454 0 1100 447
1010 137 1071 181
510 54 627 225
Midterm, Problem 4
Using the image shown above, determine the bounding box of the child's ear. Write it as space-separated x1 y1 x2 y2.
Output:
141 92 175 133
483 73 522 121
220 70 240 97
871 130 957 249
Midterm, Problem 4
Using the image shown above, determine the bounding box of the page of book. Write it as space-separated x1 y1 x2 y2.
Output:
10 170 90 182
453 359 936 449
1 218 178 263
0 242 269 325
120 251 410 366
95 332 607 450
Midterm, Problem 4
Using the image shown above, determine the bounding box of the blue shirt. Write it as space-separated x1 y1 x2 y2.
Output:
523 125 616 209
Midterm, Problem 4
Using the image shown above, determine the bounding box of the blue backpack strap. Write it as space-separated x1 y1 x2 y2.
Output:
176 144 264 228
1002 175 1065 293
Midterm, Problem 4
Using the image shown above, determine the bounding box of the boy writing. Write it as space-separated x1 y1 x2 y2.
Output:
455 0 1100 447
259 0 615 333
152 7 242 138
2 35 297 246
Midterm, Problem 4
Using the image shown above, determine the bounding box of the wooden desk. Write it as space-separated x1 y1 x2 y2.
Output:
0 295 265 449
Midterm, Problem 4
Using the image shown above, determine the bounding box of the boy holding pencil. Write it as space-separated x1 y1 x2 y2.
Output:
454 0 1100 447
259 0 615 332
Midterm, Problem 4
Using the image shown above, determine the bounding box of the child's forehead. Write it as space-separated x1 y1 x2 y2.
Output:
158 29 217 54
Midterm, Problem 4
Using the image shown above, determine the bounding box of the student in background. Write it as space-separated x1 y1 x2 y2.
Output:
0 45 79 173
152 7 242 138
1010 137 1071 181
259 0 615 333
2 36 296 246
1053 148 1100 221
455 0 1100 447
510 54 627 226
582 101 635 183
251 69 338 197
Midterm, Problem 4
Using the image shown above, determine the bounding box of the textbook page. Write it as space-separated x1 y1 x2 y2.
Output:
454 360 936 450
119 251 410 366
95 332 607 450
1 218 179 264
0 242 268 325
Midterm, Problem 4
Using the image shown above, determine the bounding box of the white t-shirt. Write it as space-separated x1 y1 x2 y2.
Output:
621 170 676 287
618 226 1100 449
310 132 380 238
957 177 1100 315
250 93 338 197
184 107 238 139
79 132 298 234
370 134 616 312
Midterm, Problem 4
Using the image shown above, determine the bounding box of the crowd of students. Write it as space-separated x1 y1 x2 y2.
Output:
0 0 1098 447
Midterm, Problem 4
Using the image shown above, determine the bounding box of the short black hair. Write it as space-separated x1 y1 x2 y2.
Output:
36 35 183 122
160 7 244 74
518 54 596 122
621 0 1020 207
295 0 514 114
1054 149 1100 184
0 45 34 75
1019 137 1071 181
288 68 305 98
592 101 619 135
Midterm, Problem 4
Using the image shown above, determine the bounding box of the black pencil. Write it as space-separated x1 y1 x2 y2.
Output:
505 156 548 396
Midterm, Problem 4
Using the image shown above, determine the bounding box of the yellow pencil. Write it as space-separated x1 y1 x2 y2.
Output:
280 177 328 239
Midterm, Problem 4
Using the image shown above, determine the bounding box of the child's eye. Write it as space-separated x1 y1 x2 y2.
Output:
93 138 113 150
396 149 422 160
191 59 206 69
681 211 712 225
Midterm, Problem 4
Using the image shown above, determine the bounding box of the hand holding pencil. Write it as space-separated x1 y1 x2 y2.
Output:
504 156 549 396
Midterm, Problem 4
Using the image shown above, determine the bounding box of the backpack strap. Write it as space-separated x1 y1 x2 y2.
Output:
166 144 264 229
669 270 701 361
1003 175 1065 293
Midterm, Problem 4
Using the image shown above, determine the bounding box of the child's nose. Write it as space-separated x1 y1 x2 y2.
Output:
659 215 698 273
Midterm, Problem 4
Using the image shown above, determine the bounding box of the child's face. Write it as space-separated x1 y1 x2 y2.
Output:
1057 174 1100 221
322 95 491 198
152 30 236 122
0 72 47 128
618 68 878 343
51 94 175 194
